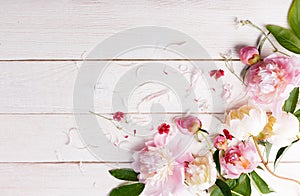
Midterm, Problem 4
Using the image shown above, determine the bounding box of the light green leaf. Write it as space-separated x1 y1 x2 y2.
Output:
266 25 300 54
288 0 300 38
109 168 139 181
109 183 145 196
215 179 232 196
284 87 299 113
250 171 274 194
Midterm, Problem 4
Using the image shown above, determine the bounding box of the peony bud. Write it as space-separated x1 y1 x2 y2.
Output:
239 46 260 65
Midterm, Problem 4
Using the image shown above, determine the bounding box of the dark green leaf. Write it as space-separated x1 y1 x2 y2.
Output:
266 25 300 54
294 109 300 121
274 140 299 169
109 168 139 181
284 87 299 113
250 171 274 194
213 150 221 174
215 179 232 196
288 0 300 38
232 174 251 196
210 179 237 196
274 146 288 169
109 183 145 196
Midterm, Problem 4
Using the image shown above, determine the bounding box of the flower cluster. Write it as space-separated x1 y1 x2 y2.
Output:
105 2 300 195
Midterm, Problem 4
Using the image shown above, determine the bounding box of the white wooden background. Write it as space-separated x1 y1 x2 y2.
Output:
0 0 299 195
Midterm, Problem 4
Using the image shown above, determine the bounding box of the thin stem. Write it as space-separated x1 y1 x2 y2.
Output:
89 111 113 120
240 20 290 57
224 60 247 86
252 137 300 185
89 111 122 130
197 130 214 153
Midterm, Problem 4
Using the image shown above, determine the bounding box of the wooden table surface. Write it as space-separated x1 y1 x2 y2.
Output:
0 0 299 195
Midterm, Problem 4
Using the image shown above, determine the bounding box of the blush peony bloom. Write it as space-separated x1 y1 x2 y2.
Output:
175 116 202 135
185 153 217 194
220 140 259 179
261 112 299 147
239 46 260 65
132 136 185 196
246 55 300 117
226 105 268 140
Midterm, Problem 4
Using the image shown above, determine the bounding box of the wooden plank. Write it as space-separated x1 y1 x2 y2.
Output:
0 114 299 162
0 61 245 113
0 162 298 196
0 0 290 59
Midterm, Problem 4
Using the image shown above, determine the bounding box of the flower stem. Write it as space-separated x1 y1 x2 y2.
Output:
197 130 214 153
89 111 122 130
252 137 300 184
240 20 290 57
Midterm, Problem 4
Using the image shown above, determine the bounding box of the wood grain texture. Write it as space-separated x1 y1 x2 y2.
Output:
0 163 298 196
1 0 299 195
0 61 244 113
0 114 299 163
0 0 291 60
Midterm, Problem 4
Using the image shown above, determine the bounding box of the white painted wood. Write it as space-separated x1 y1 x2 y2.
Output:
0 163 298 196
0 114 299 163
0 0 291 59
0 61 245 113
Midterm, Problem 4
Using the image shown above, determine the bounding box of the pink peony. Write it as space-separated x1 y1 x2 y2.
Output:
220 140 259 179
246 55 300 117
132 133 186 195
175 116 202 135
239 46 260 65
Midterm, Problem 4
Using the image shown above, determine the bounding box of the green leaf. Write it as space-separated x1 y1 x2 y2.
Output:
250 171 274 194
210 179 237 196
288 0 300 38
294 109 300 121
258 141 272 162
274 146 289 169
284 87 299 113
109 168 139 181
109 183 145 196
232 174 251 196
266 25 300 54
213 150 221 174
215 179 232 196
274 140 299 169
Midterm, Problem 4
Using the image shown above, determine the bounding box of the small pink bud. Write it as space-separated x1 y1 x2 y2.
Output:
213 135 228 150
239 46 260 65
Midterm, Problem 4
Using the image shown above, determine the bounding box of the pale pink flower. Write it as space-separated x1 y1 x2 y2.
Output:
239 46 260 65
132 133 186 196
175 116 202 135
113 111 125 121
246 55 300 117
220 140 259 179
185 153 217 194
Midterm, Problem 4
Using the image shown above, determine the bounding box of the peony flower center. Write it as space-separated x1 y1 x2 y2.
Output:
224 148 250 169
257 63 285 94
139 147 175 184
